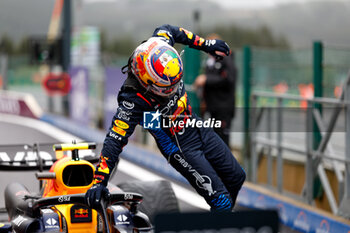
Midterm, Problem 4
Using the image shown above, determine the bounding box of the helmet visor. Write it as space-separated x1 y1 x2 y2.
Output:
149 81 180 97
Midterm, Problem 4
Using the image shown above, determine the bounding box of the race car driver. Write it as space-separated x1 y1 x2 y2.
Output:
85 24 246 211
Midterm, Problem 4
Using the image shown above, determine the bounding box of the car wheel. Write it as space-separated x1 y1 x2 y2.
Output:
117 180 179 223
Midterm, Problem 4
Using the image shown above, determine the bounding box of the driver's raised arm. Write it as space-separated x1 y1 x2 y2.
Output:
152 24 231 59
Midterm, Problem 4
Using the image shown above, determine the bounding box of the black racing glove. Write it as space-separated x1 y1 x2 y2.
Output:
203 39 231 59
85 183 109 209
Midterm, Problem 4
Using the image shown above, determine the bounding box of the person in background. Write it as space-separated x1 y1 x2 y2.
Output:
194 34 237 146
85 25 245 212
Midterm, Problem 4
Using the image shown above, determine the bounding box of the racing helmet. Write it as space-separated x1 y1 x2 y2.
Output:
131 37 183 97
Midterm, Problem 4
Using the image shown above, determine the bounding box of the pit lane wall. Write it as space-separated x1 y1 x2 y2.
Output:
0 90 43 118
38 114 350 233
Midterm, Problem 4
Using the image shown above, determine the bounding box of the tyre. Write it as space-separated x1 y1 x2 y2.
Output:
4 182 31 220
117 180 179 223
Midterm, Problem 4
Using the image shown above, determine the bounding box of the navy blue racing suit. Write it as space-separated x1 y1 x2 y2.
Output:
94 24 246 211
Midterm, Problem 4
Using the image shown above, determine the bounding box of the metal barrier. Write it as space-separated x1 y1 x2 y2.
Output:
249 72 350 218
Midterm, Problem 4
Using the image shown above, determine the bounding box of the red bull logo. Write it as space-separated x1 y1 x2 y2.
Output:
98 156 110 174
75 208 89 215
94 174 104 184
193 35 205 46
71 205 92 223
135 53 147 76
180 28 193 40
171 93 188 121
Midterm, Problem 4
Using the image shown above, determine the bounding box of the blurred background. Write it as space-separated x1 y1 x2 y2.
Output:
1 0 350 127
